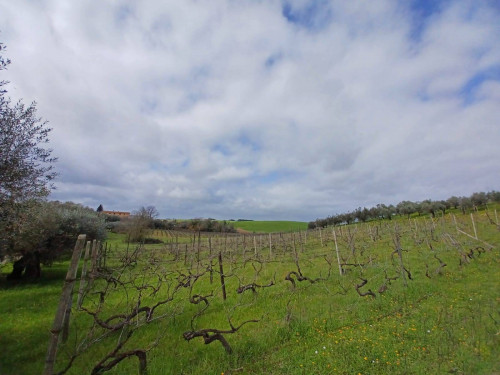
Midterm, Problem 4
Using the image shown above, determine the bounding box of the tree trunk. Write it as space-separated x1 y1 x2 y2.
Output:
24 251 41 279
7 251 41 280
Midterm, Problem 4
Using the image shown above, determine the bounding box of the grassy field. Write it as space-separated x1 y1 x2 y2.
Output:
232 220 308 233
0 211 499 374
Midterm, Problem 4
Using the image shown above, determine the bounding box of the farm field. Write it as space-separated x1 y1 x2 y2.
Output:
232 220 308 233
0 211 499 375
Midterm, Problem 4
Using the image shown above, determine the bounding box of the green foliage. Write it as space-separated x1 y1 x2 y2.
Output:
18 201 105 256
2 201 106 279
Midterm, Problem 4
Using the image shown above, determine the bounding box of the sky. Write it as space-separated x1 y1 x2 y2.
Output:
0 0 499 221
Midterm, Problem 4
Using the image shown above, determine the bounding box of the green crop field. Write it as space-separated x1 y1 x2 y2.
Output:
232 220 308 233
1 210 499 375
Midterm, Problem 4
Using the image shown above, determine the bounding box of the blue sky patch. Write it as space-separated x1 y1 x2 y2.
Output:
406 0 449 42
265 53 283 68
115 5 133 25
281 0 332 31
212 143 233 157
258 170 295 184
460 66 500 105
237 133 261 152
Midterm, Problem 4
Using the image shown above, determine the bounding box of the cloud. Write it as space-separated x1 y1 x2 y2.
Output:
1 0 499 220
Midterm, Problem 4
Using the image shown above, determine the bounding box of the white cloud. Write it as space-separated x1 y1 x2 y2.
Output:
1 0 499 220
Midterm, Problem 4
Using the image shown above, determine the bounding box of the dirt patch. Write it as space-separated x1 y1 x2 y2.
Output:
236 228 252 234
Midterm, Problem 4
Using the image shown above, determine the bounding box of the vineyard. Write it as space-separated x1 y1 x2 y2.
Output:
1 210 499 374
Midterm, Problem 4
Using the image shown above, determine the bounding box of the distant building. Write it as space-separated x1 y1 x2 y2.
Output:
102 210 130 218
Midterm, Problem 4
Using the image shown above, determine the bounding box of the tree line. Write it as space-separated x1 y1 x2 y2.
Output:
105 205 236 243
308 191 500 229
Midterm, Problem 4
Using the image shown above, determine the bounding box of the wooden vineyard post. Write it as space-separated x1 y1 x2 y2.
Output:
183 244 187 265
89 240 98 280
332 228 343 276
209 237 213 284
191 233 196 265
319 227 323 247
280 233 285 255
269 233 272 259
102 242 107 268
218 250 227 301
44 234 86 375
253 235 258 256
76 241 92 309
197 231 201 264
393 225 408 287
298 231 304 253
470 213 478 240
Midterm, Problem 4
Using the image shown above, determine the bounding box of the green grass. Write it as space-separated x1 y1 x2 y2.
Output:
1 210 499 374
232 220 308 233
0 262 69 375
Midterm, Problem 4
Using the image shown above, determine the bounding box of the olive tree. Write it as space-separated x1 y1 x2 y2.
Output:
0 42 61 277
7 201 106 279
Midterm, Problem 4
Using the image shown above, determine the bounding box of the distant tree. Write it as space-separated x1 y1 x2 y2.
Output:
124 206 160 242
487 190 500 203
446 196 460 209
459 197 473 214
96 204 103 212
432 201 446 216
136 205 159 221
396 201 417 219
375 204 394 220
354 207 370 223
470 192 487 209
420 200 436 217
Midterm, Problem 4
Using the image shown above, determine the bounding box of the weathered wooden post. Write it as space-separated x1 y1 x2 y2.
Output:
470 213 478 240
76 241 92 309
209 237 213 284
89 240 99 279
197 230 201 263
332 228 342 276
219 250 226 301
268 233 272 259
44 234 86 375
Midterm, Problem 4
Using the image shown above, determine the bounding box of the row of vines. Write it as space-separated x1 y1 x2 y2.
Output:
44 210 499 374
